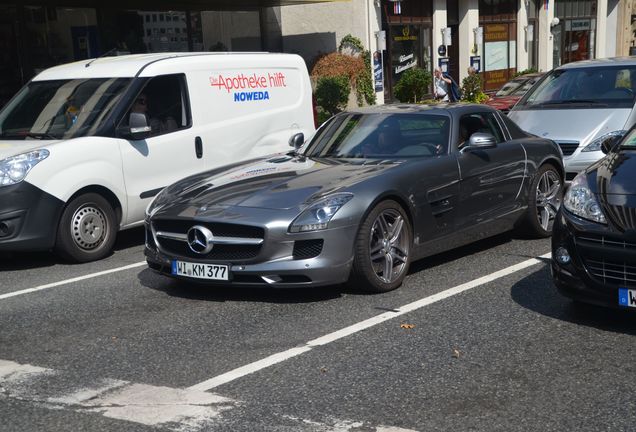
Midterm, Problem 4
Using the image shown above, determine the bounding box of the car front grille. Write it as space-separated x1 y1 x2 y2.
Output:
555 141 579 156
576 234 636 287
605 205 636 231
151 219 264 262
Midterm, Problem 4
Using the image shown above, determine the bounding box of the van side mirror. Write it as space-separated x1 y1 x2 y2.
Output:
289 132 304 150
119 112 152 140
464 132 497 151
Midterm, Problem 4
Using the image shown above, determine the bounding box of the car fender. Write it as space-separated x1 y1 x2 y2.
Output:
22 137 127 223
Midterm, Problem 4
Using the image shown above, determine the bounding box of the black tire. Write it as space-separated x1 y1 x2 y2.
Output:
349 200 412 293
521 164 563 238
54 193 117 263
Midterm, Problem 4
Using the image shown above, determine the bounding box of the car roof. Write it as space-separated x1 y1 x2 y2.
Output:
557 56 636 70
346 103 495 116
32 52 285 80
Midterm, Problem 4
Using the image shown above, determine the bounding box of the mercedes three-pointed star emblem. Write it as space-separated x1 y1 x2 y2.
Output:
187 225 215 254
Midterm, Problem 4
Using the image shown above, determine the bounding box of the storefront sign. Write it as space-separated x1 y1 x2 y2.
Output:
566 19 591 31
393 26 418 42
373 51 383 92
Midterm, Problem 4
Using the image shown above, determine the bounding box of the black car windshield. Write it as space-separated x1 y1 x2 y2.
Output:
516 66 636 109
0 78 131 140
303 113 450 158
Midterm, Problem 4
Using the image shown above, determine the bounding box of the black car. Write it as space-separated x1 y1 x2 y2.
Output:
145 104 564 292
552 127 636 308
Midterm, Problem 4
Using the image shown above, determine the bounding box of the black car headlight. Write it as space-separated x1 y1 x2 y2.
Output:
563 173 606 224
289 193 353 233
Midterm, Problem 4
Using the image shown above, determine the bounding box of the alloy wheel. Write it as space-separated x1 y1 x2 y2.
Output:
535 169 561 231
368 209 410 284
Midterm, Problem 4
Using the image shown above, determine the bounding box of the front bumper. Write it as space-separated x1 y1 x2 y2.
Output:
0 182 64 252
551 208 636 309
144 217 357 288
563 150 603 181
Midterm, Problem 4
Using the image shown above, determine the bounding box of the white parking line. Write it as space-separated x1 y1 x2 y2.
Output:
189 253 551 391
0 261 147 301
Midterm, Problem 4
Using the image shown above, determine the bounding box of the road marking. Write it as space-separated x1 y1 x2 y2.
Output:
0 261 146 301
190 253 551 391
1 359 419 431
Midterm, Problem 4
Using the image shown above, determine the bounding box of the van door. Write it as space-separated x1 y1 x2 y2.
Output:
118 73 203 226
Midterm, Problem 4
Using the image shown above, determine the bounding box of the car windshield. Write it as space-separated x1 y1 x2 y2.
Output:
0 78 131 140
516 66 636 109
511 76 541 96
303 113 450 159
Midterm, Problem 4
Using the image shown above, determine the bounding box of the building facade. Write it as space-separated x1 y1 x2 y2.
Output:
0 0 632 107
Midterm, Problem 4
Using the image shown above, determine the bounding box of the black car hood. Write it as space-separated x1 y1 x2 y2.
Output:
162 154 400 211
591 150 636 231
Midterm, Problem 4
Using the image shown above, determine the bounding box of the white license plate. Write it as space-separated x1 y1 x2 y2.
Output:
171 260 229 281
618 288 636 308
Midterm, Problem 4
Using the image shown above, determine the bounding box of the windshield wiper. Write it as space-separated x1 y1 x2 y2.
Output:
0 132 57 140
532 100 608 108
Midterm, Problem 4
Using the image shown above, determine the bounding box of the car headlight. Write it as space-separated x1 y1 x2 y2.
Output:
582 130 626 152
289 193 353 233
0 149 50 187
563 173 606 224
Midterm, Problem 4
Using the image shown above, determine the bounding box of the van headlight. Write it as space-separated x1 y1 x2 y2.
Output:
289 193 353 233
563 173 606 224
0 149 50 187
582 130 626 152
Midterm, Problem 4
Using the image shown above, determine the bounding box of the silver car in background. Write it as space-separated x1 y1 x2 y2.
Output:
509 57 636 181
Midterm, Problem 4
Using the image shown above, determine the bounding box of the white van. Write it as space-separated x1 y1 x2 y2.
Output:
0 52 315 262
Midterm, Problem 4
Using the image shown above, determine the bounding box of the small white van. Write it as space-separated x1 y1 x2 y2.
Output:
0 52 315 262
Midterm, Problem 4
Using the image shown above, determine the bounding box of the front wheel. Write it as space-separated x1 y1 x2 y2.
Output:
54 193 117 263
350 200 412 293
522 164 563 238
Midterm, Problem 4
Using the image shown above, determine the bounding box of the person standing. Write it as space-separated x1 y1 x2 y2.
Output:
433 67 452 101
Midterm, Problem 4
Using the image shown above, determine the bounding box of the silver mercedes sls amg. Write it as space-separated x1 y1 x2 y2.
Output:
144 104 563 292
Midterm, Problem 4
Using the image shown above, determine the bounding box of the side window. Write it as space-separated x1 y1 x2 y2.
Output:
124 74 191 137
458 112 505 148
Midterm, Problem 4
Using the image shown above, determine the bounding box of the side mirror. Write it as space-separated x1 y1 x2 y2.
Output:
289 132 304 150
464 132 497 150
119 112 151 140
601 134 622 154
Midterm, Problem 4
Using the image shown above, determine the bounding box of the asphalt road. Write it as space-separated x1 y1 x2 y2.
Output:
1 227 635 432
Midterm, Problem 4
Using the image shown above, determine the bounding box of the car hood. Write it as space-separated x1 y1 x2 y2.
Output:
508 108 630 144
0 140 60 160
590 150 636 231
157 154 400 212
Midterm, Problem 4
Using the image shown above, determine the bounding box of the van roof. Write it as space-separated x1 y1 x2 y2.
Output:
557 56 636 70
33 52 298 81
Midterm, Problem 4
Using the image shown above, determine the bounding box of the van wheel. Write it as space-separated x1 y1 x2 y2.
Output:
349 200 412 293
521 164 563 238
55 193 117 263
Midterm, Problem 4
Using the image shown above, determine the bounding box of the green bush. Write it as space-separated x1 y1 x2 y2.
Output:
315 75 351 119
393 67 431 103
512 68 539 78
461 73 488 103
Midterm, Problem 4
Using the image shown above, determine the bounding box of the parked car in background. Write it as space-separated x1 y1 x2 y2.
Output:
552 126 636 309
486 73 544 114
145 104 563 293
509 57 636 182
0 52 314 262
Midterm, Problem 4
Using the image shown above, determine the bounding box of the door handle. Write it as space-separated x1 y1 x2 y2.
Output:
195 136 203 159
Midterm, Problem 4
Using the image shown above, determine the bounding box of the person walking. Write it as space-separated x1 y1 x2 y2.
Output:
433 67 451 101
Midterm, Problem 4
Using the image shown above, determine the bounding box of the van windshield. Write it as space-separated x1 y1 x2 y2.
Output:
0 78 131 140
515 66 636 110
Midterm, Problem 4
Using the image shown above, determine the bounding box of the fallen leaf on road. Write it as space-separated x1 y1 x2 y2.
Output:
400 324 415 329
452 348 461 358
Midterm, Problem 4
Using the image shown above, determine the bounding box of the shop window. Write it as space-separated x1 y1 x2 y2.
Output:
190 10 261 51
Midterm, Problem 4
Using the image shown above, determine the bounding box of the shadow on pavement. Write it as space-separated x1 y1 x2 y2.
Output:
0 227 145 271
511 267 636 336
